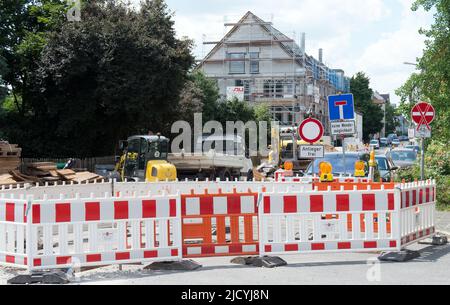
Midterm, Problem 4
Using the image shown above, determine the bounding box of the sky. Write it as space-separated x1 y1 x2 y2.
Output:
142 0 434 105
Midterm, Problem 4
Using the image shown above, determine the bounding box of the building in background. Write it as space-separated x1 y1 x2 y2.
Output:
196 11 351 135
372 91 387 138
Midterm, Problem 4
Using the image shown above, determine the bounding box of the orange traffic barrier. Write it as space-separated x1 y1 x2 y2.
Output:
181 189 259 258
312 182 395 191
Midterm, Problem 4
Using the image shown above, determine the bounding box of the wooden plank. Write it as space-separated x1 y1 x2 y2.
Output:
70 171 100 183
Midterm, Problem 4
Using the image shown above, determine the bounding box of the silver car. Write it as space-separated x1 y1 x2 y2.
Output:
388 149 417 169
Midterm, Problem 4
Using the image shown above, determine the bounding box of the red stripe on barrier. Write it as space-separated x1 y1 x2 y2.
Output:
311 243 325 251
114 201 129 220
5 255 15 264
200 196 214 215
390 240 397 248
116 252 130 260
284 196 297 213
412 190 417 206
55 203 71 223
144 250 158 258
362 194 376 211
227 195 241 214
388 193 395 210
285 244 298 252
23 204 27 223
202 245 215 255
265 245 272 253
229 244 243 254
338 242 352 249
85 202 100 221
406 191 410 208
57 256 72 265
142 200 156 218
336 194 350 212
426 188 430 202
32 204 40 224
419 189 423 204
169 199 177 217
310 195 323 213
171 249 178 256
33 258 41 267
5 203 15 222
364 241 377 249
264 197 271 214
86 254 102 262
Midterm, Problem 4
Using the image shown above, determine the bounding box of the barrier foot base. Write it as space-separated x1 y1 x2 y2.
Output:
378 250 420 262
432 234 448 246
8 270 70 285
231 256 287 268
144 259 202 271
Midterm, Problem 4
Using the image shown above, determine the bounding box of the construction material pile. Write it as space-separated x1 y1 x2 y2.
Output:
0 161 103 186
0 141 21 175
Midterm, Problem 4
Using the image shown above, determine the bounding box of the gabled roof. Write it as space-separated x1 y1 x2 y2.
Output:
199 11 305 67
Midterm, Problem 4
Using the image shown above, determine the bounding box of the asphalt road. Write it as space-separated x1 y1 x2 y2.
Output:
63 238 449 285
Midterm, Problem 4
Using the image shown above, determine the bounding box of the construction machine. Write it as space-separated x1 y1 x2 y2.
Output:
115 134 177 182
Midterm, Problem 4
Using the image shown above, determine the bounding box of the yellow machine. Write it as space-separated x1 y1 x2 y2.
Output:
115 134 177 182
354 161 366 177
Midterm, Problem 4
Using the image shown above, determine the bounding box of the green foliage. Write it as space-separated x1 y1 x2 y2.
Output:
397 0 450 141
189 71 219 122
350 72 384 141
0 0 194 157
215 98 256 124
0 56 7 101
384 101 398 135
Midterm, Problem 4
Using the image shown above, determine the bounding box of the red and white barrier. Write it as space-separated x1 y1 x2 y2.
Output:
0 180 438 271
259 186 401 256
0 195 28 268
25 192 182 270
399 181 436 247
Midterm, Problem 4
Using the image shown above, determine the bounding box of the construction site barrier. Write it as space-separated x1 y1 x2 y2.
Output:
1 192 182 271
0 179 438 271
399 181 436 247
181 190 259 257
259 185 399 255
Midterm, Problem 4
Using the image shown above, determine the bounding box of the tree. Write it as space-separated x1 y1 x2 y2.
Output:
384 101 398 135
0 56 7 102
395 0 450 141
350 72 383 141
1 0 194 157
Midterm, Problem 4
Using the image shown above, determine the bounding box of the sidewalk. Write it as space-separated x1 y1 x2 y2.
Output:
436 211 450 235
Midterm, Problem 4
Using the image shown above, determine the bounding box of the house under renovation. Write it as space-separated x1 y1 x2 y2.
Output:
196 11 351 135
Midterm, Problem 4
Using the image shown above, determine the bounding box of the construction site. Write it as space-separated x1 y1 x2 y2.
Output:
197 12 351 135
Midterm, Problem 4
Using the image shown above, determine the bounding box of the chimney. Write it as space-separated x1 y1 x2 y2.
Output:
301 33 306 55
319 48 323 63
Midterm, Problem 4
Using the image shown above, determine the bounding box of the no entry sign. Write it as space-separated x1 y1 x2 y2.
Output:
298 118 324 144
411 102 435 131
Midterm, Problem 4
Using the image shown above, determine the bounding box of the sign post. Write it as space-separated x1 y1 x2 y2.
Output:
411 102 435 180
328 94 356 175
298 118 324 177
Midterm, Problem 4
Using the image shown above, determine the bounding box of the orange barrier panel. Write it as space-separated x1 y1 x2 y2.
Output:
312 182 395 192
181 190 259 258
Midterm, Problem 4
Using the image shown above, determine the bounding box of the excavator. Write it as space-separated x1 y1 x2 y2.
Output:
115 134 177 182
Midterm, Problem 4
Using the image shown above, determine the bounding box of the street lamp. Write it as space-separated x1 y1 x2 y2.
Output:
403 62 418 67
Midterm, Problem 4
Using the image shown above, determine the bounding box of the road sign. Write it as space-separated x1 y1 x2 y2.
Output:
299 145 324 158
298 118 324 144
415 125 431 138
330 120 356 136
328 94 355 121
411 102 435 130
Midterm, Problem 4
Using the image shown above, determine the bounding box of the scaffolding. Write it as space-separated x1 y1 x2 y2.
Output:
198 12 349 133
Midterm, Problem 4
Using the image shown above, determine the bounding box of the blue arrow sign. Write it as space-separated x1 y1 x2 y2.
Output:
328 94 355 121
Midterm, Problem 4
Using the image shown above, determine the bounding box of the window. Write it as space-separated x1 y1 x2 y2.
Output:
249 52 259 74
229 53 245 74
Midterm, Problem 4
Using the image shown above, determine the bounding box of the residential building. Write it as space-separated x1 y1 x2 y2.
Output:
196 11 351 136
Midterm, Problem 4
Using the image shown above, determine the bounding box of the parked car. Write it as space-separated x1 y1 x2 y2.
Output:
387 148 418 169
369 139 380 150
375 154 399 182
391 138 401 147
380 138 388 147
305 152 380 179
399 135 409 142
405 145 420 154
